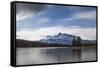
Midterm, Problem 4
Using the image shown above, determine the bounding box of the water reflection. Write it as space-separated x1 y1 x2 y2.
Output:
72 48 81 61
42 48 73 62
16 47 96 65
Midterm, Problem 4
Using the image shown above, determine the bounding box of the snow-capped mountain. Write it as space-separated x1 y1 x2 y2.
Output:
40 32 96 45
40 33 77 45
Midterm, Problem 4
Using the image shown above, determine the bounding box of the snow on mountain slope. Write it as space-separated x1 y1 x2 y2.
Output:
40 33 76 45
39 32 96 45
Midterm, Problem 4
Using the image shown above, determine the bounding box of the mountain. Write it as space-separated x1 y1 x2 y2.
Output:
16 33 76 47
40 32 96 45
16 39 71 47
81 40 96 45
40 33 76 45
16 33 96 47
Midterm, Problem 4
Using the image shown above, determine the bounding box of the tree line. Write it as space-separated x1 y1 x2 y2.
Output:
72 36 81 47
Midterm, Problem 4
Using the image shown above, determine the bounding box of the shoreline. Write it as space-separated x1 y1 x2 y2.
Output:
16 46 96 48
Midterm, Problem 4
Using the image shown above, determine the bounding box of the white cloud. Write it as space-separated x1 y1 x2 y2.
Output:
16 11 50 24
73 11 96 20
56 11 96 27
69 26 81 28
61 11 96 22
16 11 34 21
34 17 50 24
17 26 96 41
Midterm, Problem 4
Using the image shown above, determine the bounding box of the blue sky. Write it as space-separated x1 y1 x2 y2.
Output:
16 3 96 40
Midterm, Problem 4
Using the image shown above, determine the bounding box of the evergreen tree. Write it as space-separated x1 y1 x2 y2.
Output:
77 36 81 47
72 36 81 47
72 38 76 47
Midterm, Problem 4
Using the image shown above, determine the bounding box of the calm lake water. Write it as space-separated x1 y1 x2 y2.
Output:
16 47 96 65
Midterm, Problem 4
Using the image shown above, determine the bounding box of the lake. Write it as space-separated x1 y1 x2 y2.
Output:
16 47 96 65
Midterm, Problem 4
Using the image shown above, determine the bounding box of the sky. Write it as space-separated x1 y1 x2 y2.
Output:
16 3 97 41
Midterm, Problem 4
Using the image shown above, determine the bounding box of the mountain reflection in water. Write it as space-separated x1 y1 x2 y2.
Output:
16 47 96 65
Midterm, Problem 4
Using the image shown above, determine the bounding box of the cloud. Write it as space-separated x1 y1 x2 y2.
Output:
17 26 96 41
16 16 51 31
16 3 96 29
61 10 96 22
69 26 81 28
16 3 46 21
32 17 50 24
73 11 96 20
17 11 34 21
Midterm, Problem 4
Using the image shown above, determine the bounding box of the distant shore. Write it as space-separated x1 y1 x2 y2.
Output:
16 46 96 48
16 39 96 48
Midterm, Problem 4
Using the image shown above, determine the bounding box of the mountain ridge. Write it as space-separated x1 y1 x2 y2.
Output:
39 32 96 45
